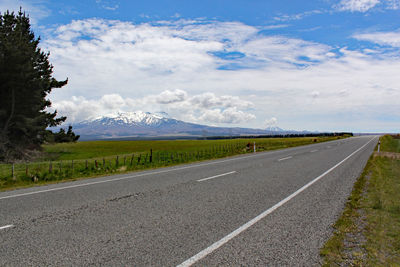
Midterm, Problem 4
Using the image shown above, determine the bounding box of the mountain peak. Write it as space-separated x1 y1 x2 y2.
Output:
70 111 289 140
265 126 284 132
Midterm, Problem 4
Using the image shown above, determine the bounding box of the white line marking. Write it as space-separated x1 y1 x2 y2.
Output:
0 224 14 230
0 154 264 200
310 149 318 153
177 136 376 267
0 137 358 201
326 146 331 148
197 171 237 182
278 156 292 161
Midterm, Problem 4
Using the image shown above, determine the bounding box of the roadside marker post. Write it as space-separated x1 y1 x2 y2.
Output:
378 140 381 152
253 142 256 153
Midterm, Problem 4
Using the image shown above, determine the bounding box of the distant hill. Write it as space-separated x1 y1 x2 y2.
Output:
65 111 292 140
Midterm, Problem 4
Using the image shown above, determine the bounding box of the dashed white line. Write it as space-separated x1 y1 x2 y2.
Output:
177 136 376 267
310 149 318 153
0 224 14 230
0 137 354 201
197 171 237 182
278 156 292 161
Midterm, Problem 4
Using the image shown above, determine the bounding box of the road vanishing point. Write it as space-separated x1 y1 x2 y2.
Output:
0 136 378 266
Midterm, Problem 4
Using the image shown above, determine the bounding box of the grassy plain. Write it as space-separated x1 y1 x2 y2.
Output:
1 136 344 191
321 135 400 266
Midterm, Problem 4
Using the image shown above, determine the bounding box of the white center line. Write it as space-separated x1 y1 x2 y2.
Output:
0 224 14 230
177 136 376 267
0 137 354 201
278 156 292 161
310 149 318 153
197 171 237 182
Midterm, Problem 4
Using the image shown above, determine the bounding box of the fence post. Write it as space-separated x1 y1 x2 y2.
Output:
130 154 134 166
95 160 98 169
150 149 153 163
116 156 119 167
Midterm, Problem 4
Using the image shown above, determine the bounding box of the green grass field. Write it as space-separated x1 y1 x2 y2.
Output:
0 136 345 191
321 135 400 266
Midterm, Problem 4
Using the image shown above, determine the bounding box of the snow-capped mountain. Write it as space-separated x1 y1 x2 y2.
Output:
81 111 169 127
68 111 287 140
265 126 284 132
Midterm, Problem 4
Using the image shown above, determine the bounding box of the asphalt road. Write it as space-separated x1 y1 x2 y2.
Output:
0 136 377 266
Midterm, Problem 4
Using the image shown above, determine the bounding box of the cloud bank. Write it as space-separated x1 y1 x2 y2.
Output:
42 18 400 132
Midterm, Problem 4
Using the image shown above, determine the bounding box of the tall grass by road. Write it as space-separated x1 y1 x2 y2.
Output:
321 135 400 266
0 136 344 191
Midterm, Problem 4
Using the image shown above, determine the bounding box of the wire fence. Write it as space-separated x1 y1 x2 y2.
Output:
0 136 340 189
0 142 255 187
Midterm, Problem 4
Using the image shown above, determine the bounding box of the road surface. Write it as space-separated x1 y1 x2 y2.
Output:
0 136 377 266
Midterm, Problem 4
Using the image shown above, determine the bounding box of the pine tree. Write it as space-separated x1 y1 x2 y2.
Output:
0 9 67 161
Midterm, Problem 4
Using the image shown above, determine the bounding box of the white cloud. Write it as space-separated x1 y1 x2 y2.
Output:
264 117 278 127
42 18 400 132
156 89 187 104
239 36 331 65
387 0 400 9
273 9 324 22
95 0 119 11
336 0 380 12
0 0 50 24
311 91 320 98
190 93 253 109
51 90 256 126
199 108 256 124
353 29 400 47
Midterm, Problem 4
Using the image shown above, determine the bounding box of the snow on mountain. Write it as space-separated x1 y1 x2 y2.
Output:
82 111 167 126
69 111 288 140
265 126 284 132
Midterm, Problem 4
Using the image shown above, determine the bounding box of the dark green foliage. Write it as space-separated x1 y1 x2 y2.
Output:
45 126 80 143
0 9 67 161
53 126 80 143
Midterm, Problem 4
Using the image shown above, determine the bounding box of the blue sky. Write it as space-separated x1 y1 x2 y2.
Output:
1 0 400 132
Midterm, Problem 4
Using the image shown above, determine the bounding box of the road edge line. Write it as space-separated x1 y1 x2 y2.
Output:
177 136 377 267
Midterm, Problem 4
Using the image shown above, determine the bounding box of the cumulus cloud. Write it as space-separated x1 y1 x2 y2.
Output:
240 36 331 65
264 117 278 127
353 29 400 47
336 0 380 12
156 89 187 104
40 18 400 132
199 108 256 124
190 93 253 109
51 90 256 125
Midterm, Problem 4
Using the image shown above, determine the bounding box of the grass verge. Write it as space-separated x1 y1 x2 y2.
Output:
0 136 344 191
321 135 400 266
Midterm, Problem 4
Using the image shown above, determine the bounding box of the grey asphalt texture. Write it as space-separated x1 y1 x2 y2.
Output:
0 136 377 266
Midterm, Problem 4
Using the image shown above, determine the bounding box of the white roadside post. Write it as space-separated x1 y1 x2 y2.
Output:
378 140 381 152
253 141 256 153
